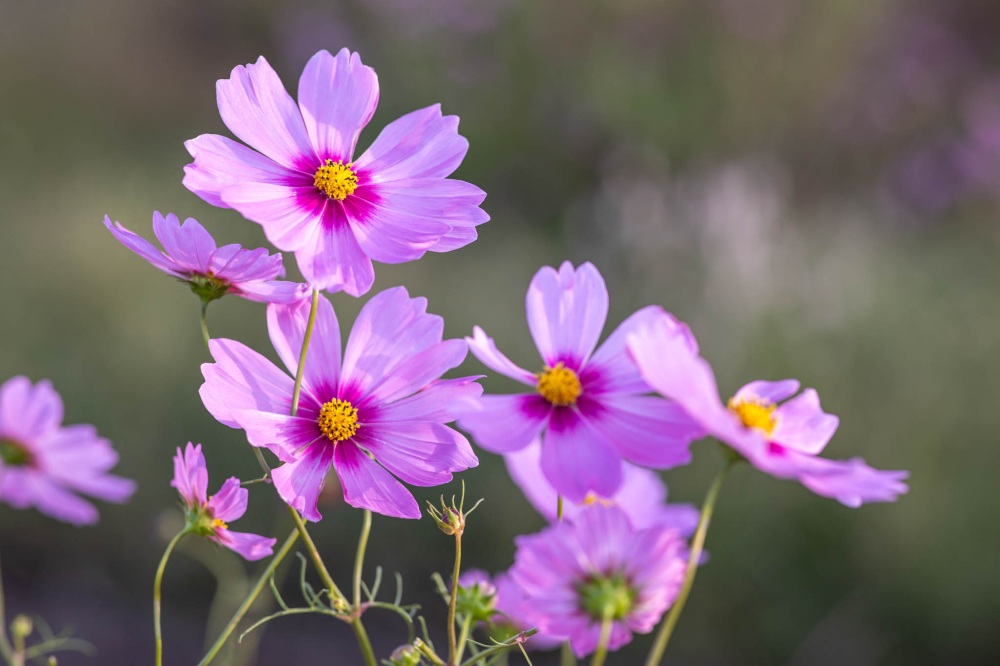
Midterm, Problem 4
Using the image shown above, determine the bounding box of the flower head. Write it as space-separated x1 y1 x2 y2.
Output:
458 261 704 502
199 287 480 520
184 49 488 296
504 438 699 535
506 504 687 658
172 443 276 560
627 310 909 507
0 376 135 525
105 212 307 304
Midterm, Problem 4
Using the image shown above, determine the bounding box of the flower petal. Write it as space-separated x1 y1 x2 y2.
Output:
293 210 375 296
171 443 208 507
221 182 323 251
358 422 477 487
271 442 335 522
200 339 294 428
235 279 310 304
217 56 315 169
333 441 420 519
526 262 608 368
354 104 468 181
212 529 277 561
103 216 182 276
364 339 467 405
733 379 801 405
298 49 379 160
340 287 443 396
457 393 550 454
0 377 63 440
152 212 216 272
374 377 483 423
772 388 839 455
206 477 248 523
184 133 301 208
539 409 622 502
465 326 536 386
267 295 341 397
230 409 320 463
582 395 701 470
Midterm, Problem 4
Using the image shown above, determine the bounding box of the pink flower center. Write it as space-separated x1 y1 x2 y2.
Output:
728 398 777 435
318 399 360 442
536 362 582 406
314 160 358 200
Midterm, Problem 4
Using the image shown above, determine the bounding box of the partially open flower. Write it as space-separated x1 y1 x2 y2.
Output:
172 443 275 560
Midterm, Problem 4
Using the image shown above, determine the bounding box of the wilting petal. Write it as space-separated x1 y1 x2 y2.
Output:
333 441 419 519
526 262 609 368
297 49 379 160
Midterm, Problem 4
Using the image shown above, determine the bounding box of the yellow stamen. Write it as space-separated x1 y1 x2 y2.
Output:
313 159 358 200
211 517 228 530
536 362 582 406
318 398 360 442
728 397 777 435
581 493 615 508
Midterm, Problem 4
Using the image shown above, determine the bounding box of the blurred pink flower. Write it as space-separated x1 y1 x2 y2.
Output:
0 376 134 525
105 211 307 304
184 48 488 296
172 443 275 560
506 504 687 658
628 309 909 507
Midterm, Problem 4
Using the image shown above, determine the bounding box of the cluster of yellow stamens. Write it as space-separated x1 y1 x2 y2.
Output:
318 398 360 442
313 159 358 200
728 397 777 435
536 362 582 406
211 517 228 531
581 493 615 508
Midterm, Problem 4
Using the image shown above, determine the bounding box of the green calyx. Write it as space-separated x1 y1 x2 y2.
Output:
578 573 636 622
188 275 229 303
184 504 224 538
456 582 498 623
0 439 33 466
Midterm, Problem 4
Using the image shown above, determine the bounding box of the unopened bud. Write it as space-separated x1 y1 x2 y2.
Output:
387 644 421 666
10 614 32 639
425 481 483 537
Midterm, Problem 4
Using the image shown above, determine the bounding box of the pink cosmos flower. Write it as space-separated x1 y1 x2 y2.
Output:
183 48 488 297
0 376 135 525
491 572 564 651
199 288 480 520
105 212 307 304
458 261 704 502
172 443 275 560
505 438 699 535
507 504 687 658
628 310 909 507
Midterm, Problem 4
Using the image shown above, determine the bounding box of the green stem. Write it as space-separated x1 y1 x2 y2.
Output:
200 300 211 351
154 530 187 666
590 615 613 666
561 642 577 666
0 559 14 665
457 639 522 666
286 505 347 608
557 495 564 521
291 288 320 415
354 510 372 608
350 618 377 666
454 615 473 664
447 532 462 665
643 458 734 666
198 528 299 666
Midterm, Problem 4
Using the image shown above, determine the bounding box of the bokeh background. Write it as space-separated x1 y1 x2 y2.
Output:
1 0 997 664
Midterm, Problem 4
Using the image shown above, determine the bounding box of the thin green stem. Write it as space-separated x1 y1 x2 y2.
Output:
291 288 320 415
286 505 347 608
457 639 523 666
154 530 187 666
643 458 735 666
198 528 299 666
454 615 473 664
200 300 211 351
354 510 372 608
447 532 462 665
560 642 577 666
557 495 564 521
0 559 14 665
350 618 377 666
590 615 613 666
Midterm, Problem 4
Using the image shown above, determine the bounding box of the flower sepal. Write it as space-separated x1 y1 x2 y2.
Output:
426 482 483 537
187 275 229 304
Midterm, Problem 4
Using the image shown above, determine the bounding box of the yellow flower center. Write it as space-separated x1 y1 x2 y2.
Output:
581 493 615 508
211 517 228 530
728 398 777 435
318 399 360 442
536 362 582 406
314 159 358 200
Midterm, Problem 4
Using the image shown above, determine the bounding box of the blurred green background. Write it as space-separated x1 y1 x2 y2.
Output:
1 0 997 664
